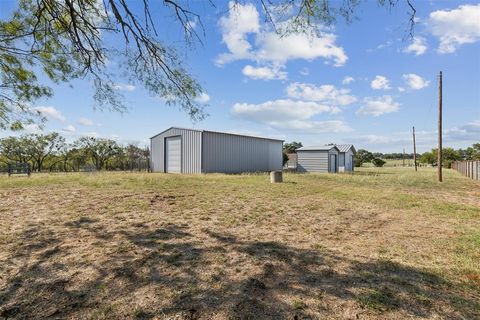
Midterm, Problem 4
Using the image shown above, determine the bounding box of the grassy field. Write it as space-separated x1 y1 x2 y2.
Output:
0 168 479 319
362 159 417 167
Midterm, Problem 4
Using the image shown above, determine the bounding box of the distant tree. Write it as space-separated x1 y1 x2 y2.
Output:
0 136 31 164
48 142 83 172
423 148 462 168
283 142 303 154
354 149 374 167
68 147 89 172
419 152 435 166
77 137 120 170
465 143 480 160
283 152 289 166
0 154 8 172
25 133 65 171
433 147 461 168
372 158 386 167
372 152 383 158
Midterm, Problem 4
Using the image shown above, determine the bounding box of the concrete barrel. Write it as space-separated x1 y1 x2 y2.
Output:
270 171 283 183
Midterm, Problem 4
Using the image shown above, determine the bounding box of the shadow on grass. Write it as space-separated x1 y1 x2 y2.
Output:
1 223 478 319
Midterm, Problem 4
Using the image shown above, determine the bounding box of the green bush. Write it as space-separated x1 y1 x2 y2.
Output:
282 152 289 166
372 158 386 167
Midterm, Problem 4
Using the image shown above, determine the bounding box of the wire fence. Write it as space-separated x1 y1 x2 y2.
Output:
452 161 479 180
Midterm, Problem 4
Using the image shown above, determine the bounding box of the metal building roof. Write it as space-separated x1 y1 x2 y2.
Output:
297 145 340 151
150 127 284 142
334 144 356 153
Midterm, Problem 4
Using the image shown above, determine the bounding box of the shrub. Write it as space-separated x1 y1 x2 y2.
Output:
282 152 289 166
372 158 386 167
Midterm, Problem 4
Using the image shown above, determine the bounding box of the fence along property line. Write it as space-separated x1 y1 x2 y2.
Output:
452 161 479 180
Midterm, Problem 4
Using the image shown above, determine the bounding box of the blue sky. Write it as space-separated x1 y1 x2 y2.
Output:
1 0 479 152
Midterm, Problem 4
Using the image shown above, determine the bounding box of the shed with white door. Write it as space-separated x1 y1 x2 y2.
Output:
296 145 340 173
150 127 283 174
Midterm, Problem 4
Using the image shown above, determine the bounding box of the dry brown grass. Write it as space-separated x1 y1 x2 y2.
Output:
0 168 479 319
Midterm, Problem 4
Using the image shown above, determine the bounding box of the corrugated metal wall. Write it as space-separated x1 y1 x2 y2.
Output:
339 153 345 167
150 128 202 173
344 150 354 172
202 131 283 173
297 151 329 172
297 149 339 173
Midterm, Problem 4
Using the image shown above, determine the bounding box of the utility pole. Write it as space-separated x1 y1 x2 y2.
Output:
413 126 417 171
438 71 443 182
403 148 405 167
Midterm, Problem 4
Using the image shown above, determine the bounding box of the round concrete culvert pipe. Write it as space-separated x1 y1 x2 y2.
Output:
270 171 283 183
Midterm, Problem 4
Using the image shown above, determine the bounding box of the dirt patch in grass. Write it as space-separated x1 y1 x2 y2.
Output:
0 168 479 319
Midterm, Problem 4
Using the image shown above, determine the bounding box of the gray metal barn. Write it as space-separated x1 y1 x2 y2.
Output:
296 145 340 173
336 144 356 172
150 127 283 174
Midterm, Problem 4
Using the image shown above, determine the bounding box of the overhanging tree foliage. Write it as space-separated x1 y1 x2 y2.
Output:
0 0 416 130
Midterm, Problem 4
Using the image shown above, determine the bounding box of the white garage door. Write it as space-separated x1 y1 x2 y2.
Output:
165 136 181 173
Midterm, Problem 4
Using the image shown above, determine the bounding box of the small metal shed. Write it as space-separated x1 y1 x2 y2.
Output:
335 144 356 172
296 145 340 173
150 127 283 174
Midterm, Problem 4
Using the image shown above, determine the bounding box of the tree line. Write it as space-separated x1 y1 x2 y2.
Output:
0 133 150 173
353 145 480 168
283 141 480 168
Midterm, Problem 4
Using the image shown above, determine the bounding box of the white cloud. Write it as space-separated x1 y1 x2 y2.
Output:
402 73 430 90
398 87 405 92
231 98 351 133
216 1 260 64
186 17 198 31
276 120 352 133
286 83 357 106
342 76 355 85
350 120 480 151
22 124 42 134
255 30 348 67
232 99 336 122
366 40 394 53
375 40 393 50
428 4 480 54
85 132 99 138
357 96 400 116
62 125 76 133
242 65 287 80
403 37 428 55
113 83 136 92
446 120 480 141
370 76 391 90
33 106 66 122
78 117 94 126
226 129 262 137
216 2 347 69
195 92 210 103
300 68 309 76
